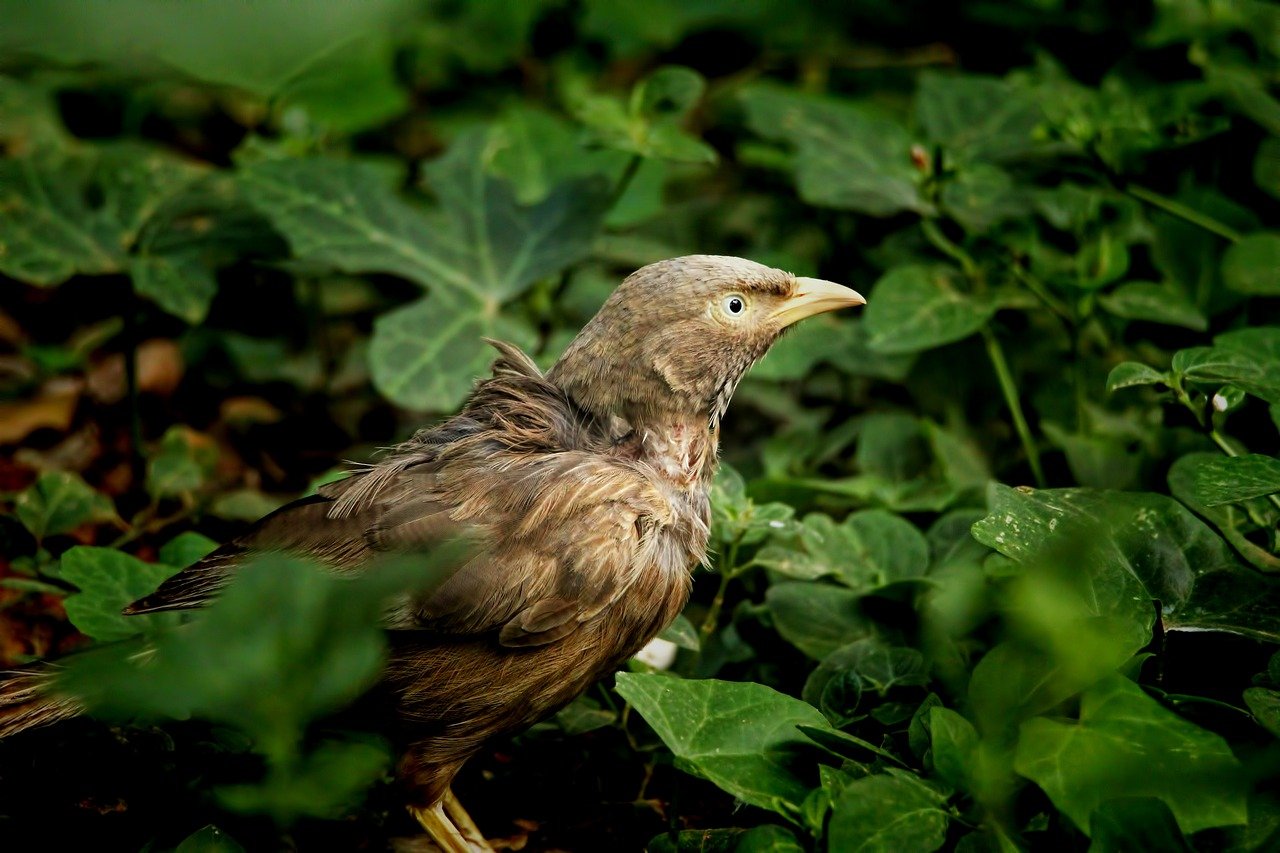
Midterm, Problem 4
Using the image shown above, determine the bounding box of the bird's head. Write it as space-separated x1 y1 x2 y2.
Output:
548 255 864 424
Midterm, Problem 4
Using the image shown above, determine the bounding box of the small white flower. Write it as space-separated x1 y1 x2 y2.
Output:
1212 393 1229 412
768 519 786 529
634 637 678 670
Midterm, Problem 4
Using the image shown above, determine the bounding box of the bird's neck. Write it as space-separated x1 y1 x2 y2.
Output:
618 409 719 490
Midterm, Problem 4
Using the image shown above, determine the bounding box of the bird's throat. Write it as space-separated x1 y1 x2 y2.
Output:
620 413 719 489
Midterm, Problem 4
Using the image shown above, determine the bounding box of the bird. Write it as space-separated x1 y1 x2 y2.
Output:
0 255 864 852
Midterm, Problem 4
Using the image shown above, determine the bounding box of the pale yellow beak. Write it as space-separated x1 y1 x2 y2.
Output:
770 276 866 327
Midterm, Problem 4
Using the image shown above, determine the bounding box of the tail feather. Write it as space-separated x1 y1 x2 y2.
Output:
0 665 82 738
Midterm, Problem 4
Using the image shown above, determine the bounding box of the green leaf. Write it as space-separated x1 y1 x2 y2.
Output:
614 673 828 815
803 638 927 723
827 769 950 853
241 132 610 301
1222 233 1280 294
864 265 996 355
368 297 537 412
764 582 869 660
59 552 455 760
1014 675 1248 835
572 66 717 165
1097 282 1207 330
1256 137 1280 200
658 613 701 651
1244 687 1280 738
60 547 183 642
929 707 979 792
0 145 203 286
757 510 927 592
940 164 1029 234
147 426 219 498
1088 799 1192 853
1106 361 1167 393
14 471 115 540
740 86 928 216
1172 327 1280 405
916 72 1046 164
1183 454 1280 506
159 531 220 569
973 485 1280 642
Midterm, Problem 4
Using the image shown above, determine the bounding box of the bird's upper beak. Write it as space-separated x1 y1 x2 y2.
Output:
770 276 866 327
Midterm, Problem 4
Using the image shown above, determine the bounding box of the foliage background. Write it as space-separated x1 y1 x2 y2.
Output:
0 0 1278 850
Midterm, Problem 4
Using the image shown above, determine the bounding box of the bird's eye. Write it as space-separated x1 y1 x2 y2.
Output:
722 295 746 316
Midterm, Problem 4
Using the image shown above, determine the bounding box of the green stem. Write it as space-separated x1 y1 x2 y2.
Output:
982 327 1046 488
699 539 740 641
1125 185 1242 243
609 154 644 210
920 217 979 280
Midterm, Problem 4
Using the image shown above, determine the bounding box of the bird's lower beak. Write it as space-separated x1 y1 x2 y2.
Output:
771 276 866 327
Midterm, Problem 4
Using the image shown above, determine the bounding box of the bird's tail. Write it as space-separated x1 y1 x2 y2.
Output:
0 664 82 738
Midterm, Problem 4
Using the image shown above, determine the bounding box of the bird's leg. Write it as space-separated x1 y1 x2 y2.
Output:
409 802 473 853
442 788 492 851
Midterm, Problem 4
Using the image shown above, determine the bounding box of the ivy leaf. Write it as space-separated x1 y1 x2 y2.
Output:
740 86 929 217
940 165 1029 234
242 133 610 302
1089 799 1193 853
929 707 979 793
973 485 1280 643
757 510 927 592
657 613 701 652
827 769 950 853
159 531 219 569
803 638 928 723
1014 675 1248 835
1097 281 1207 330
864 265 996 355
368 296 537 412
1183 454 1280 506
614 673 829 816
0 145 203 286
1222 233 1280 295
764 582 870 660
60 546 184 642
14 471 115 541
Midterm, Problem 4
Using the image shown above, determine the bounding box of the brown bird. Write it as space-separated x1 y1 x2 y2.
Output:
1 255 863 851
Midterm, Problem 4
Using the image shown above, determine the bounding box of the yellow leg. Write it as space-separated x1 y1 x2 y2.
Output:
443 789 492 851
409 802 472 853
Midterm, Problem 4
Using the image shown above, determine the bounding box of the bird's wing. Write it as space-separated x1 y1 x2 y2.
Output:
122 462 461 614
124 452 677 649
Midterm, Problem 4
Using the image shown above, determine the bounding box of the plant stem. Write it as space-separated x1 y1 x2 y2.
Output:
982 327 1046 488
609 154 644 210
920 217 979 280
1125 185 1242 243
699 539 740 641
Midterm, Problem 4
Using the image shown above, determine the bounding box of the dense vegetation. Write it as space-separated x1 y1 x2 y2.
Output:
1 1 1278 850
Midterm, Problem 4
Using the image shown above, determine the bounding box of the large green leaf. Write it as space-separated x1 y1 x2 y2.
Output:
0 145 202 286
827 769 950 853
740 86 928 216
973 485 1280 642
614 673 828 816
241 134 610 302
864 265 995 354
1014 675 1248 835
14 471 115 541
368 296 537 412
756 510 927 592
60 547 184 642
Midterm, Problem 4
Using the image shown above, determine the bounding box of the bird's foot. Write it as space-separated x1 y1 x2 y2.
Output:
408 795 495 853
